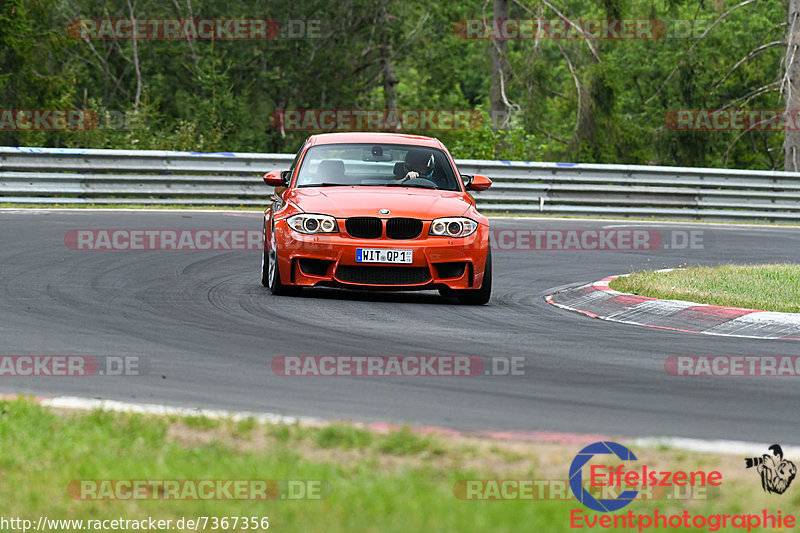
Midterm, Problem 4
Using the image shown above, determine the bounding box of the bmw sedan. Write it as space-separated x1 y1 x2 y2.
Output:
261 132 492 304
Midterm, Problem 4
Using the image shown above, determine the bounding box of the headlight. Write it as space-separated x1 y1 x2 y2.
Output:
287 214 339 235
429 217 478 237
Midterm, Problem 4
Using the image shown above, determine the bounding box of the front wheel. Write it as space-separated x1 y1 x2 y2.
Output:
262 219 301 296
455 248 492 305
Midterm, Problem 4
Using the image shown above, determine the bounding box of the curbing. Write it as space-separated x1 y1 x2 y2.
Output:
546 275 800 340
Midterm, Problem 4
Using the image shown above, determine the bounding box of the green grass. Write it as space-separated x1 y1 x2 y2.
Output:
0 397 792 532
609 264 800 313
0 399 565 532
374 427 445 456
313 424 373 449
183 415 222 430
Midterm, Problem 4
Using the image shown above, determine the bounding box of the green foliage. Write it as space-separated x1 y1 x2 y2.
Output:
0 0 789 168
446 122 543 161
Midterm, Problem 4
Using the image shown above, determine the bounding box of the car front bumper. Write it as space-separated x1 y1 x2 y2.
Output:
272 219 489 290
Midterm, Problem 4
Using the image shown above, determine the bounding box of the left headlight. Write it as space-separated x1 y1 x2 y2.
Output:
287 214 339 234
429 217 478 238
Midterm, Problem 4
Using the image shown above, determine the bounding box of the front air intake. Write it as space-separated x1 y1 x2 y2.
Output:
335 265 431 285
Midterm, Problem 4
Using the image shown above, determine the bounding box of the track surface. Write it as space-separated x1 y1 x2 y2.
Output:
2 210 800 443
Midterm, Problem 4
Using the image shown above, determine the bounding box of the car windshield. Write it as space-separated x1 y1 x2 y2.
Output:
295 143 461 191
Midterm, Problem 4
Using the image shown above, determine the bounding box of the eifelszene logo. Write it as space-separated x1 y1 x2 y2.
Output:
569 441 722 513
745 444 797 495
569 441 639 512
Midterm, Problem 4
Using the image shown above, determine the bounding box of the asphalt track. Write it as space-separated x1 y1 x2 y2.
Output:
2 210 800 444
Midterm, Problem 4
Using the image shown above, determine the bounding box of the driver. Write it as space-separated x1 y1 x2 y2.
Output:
395 149 435 184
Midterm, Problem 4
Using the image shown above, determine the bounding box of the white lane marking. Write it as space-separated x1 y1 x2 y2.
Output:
631 437 800 458
41 395 322 426
608 299 697 322
704 311 800 338
602 222 800 230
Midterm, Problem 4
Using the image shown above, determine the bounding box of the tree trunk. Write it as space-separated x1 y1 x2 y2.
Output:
126 0 142 111
379 0 398 111
490 0 509 129
785 0 800 171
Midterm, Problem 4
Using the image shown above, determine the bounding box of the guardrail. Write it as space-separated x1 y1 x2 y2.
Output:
2 146 800 222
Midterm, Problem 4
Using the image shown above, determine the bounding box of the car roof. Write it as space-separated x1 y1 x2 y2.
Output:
306 132 444 149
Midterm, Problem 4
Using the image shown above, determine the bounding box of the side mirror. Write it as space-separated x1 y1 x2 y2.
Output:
263 170 290 187
465 174 491 191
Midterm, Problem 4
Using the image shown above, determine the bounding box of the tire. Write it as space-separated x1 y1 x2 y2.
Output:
262 219 301 296
260 221 270 287
455 248 492 305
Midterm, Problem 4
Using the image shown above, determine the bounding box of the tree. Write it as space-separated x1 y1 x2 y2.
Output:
785 0 800 171
489 0 510 129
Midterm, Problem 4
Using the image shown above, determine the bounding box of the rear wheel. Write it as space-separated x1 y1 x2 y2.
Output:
262 219 301 296
455 248 492 305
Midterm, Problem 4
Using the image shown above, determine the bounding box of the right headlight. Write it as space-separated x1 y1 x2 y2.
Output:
429 217 478 238
286 214 339 235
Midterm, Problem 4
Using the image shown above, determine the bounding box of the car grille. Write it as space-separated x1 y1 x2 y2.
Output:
345 217 382 239
335 265 431 285
386 218 423 239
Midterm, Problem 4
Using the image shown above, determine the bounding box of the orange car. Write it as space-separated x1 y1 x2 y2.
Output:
261 132 492 304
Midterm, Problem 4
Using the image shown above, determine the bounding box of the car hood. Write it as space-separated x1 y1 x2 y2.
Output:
284 187 472 220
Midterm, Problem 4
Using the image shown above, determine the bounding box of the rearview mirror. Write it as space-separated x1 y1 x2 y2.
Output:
462 174 492 191
263 170 289 187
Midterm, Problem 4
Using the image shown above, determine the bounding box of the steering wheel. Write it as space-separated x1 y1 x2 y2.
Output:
404 177 438 189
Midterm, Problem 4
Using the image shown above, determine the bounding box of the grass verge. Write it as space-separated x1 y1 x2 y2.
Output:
0 397 792 532
609 264 800 313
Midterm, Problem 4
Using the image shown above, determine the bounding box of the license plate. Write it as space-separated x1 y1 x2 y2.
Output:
356 248 413 263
